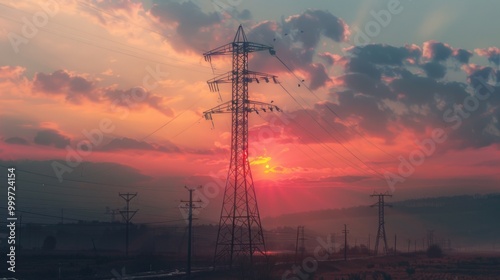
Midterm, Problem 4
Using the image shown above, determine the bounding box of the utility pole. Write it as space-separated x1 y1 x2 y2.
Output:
370 192 392 255
407 239 411 253
119 192 138 257
294 226 305 263
204 25 279 268
368 234 371 255
332 233 336 253
343 224 349 261
427 230 434 248
181 187 202 279
394 234 397 255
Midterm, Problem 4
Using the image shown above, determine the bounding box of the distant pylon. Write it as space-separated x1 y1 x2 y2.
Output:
203 25 279 268
370 192 392 255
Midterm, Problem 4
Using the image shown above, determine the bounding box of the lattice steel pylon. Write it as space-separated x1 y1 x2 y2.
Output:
202 25 279 268
370 192 392 255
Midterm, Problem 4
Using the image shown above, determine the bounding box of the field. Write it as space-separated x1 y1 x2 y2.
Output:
9 251 500 279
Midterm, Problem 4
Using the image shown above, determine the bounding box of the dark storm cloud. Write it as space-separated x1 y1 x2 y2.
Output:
422 62 447 79
34 129 71 148
4 136 29 145
101 137 180 153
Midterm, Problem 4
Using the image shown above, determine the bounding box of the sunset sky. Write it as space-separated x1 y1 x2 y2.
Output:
1 0 499 224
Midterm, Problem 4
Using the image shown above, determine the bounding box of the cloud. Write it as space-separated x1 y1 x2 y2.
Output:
423 41 473 64
34 129 71 148
423 40 453 62
422 62 447 79
283 9 349 49
247 9 349 89
349 44 421 66
33 70 98 103
79 0 145 27
475 47 500 66
0 65 25 80
318 52 340 67
280 103 355 144
319 175 371 183
452 49 473 64
4 136 29 145
32 69 173 116
102 87 174 116
101 137 180 153
321 41 500 150
149 1 221 53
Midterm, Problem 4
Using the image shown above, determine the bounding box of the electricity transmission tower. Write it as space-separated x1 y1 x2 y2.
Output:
119 192 138 257
370 192 392 255
203 25 279 268
181 186 202 279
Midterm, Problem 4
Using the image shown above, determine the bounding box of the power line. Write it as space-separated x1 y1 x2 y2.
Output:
276 82 384 178
274 60 389 179
274 54 398 160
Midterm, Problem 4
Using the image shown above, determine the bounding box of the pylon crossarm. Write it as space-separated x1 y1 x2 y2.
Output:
203 43 234 60
246 70 278 83
207 70 278 92
203 43 275 61
207 71 233 92
246 100 281 113
203 101 233 118
245 42 275 53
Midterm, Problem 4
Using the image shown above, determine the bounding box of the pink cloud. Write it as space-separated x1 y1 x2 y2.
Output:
475 47 500 66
